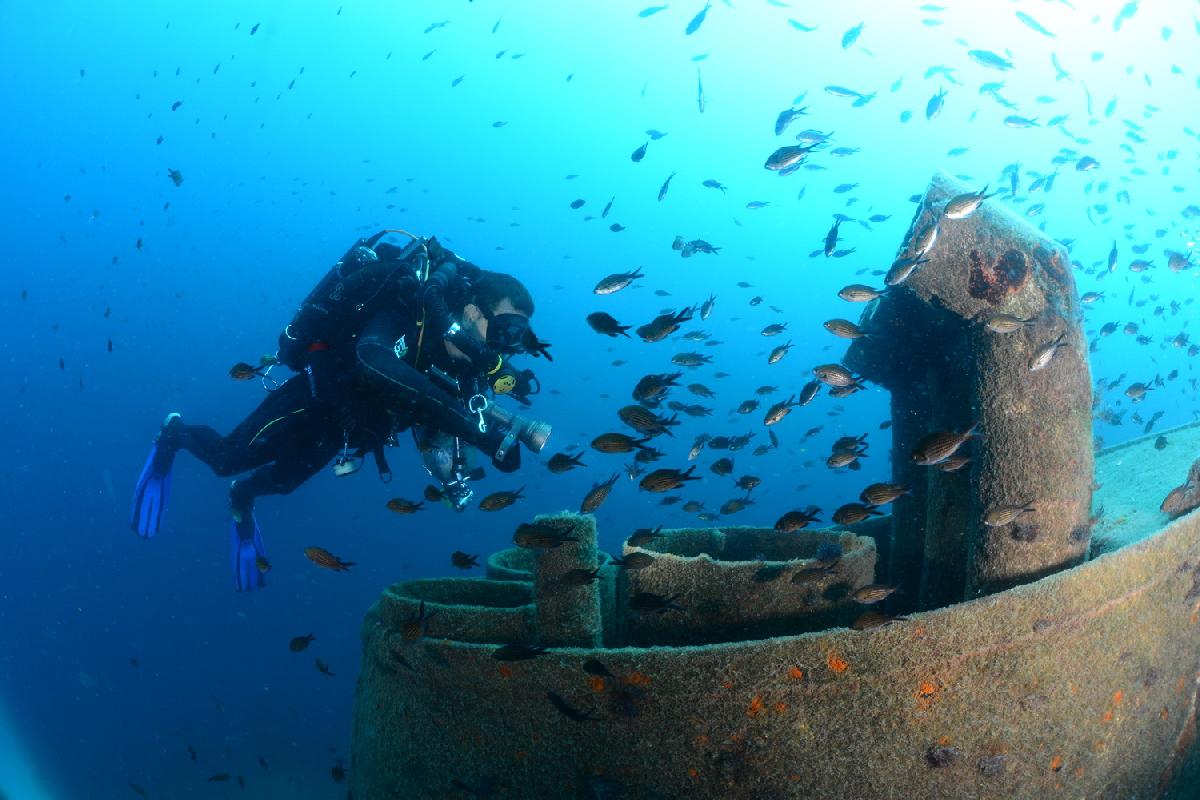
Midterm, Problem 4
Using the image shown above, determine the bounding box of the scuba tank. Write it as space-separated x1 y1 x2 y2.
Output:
278 230 428 373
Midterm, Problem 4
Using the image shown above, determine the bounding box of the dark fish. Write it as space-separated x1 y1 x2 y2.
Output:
208 773 232 782
841 21 864 48
547 451 587 473
1015 11 1054 38
559 567 601 586
632 372 682 404
838 284 884 302
983 501 1036 527
613 551 655 570
775 509 820 532
832 502 883 526
289 633 316 652
629 591 685 614
685 2 711 35
968 49 1013 70
547 690 598 722
229 361 263 380
570 198 585 209
583 658 614 678
479 486 525 511
657 171 676 202
580 474 620 513
303 546 354 572
451 551 480 569
386 497 425 514
926 86 947 120
631 141 648 162
639 466 700 492
250 22 260 35
594 267 644 295
1029 331 1069 371
636 306 695 342
797 380 821 406
493 643 549 661
764 144 816 171
791 563 836 584
315 658 335 676
593 433 652 454
767 341 792 364
851 611 906 630
813 363 861 388
167 168 184 186
514 522 579 549
860 483 909 506
824 319 867 339
912 421 980 465
852 584 900 603
627 524 664 547
775 106 807 136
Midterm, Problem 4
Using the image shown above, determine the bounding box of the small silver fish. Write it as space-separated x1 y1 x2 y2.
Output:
1029 331 1068 372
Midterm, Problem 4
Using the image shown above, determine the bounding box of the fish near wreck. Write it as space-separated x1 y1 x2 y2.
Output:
1161 459 1200 520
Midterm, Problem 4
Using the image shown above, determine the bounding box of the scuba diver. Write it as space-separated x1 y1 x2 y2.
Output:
129 230 553 591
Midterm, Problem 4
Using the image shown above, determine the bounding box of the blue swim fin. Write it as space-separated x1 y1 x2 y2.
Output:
130 441 175 538
231 512 269 592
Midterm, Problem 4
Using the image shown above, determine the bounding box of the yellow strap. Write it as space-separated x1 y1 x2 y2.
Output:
248 409 306 447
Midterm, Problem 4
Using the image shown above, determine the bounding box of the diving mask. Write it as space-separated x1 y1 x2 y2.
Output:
484 311 530 353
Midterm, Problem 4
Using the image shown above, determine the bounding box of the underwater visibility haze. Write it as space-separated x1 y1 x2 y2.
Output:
2 0 1199 798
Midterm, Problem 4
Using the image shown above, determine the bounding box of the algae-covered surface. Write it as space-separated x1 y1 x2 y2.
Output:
352 425 1200 799
1093 421 1200 551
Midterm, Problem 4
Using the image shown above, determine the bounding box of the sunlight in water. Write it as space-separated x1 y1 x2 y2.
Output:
0 702 56 800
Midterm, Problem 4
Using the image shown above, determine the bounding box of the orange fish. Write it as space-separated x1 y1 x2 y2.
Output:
303 546 354 572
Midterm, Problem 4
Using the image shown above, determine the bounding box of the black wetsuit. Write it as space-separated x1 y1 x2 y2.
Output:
164 239 520 516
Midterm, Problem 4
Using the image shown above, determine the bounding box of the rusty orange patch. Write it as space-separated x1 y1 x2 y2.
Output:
938 735 951 746
625 671 652 687
498 664 513 679
917 682 937 698
1050 755 1063 772
1101 710 1113 723
1162 707 1170 720
788 666 805 680
695 734 710 747
721 680 734 690
773 702 788 713
688 768 699 779
1112 690 1123 706
588 676 607 693
747 694 765 717
826 652 849 673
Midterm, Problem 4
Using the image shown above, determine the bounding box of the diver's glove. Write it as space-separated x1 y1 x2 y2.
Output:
444 323 505 376
522 328 553 361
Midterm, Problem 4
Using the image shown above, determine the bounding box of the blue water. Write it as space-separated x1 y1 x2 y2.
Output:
1 1 1196 797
